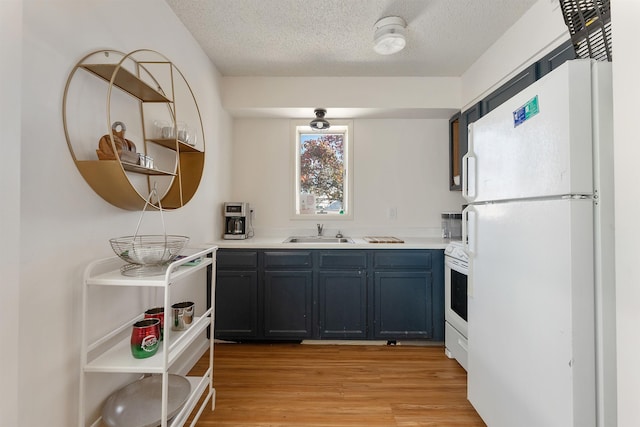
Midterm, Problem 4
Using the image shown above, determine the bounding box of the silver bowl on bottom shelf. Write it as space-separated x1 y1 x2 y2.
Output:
101 374 191 427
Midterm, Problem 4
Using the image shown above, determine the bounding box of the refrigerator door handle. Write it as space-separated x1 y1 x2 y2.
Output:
462 123 476 201
463 205 476 255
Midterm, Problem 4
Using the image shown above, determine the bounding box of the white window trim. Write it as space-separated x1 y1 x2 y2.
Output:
290 119 354 220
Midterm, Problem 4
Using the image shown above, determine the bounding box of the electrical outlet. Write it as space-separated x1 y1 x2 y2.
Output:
388 207 397 220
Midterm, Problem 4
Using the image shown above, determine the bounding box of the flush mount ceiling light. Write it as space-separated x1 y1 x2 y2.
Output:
310 108 330 130
373 16 407 55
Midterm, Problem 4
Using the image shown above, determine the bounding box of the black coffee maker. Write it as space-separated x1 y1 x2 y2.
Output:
223 202 249 239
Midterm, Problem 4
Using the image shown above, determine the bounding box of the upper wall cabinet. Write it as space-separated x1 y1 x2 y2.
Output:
63 49 205 210
538 40 577 79
480 64 537 115
448 40 576 191
449 103 482 191
448 112 461 191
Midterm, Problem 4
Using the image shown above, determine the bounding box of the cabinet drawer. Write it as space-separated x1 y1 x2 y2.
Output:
373 251 432 270
217 250 258 269
264 251 313 269
319 251 367 269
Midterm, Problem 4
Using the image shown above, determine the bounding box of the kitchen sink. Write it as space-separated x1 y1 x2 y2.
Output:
283 236 355 244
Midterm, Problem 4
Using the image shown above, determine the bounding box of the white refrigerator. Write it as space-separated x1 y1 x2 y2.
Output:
462 59 616 427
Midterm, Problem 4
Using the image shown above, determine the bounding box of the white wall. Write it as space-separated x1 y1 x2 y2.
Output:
16 1 231 426
611 1 640 426
1 1 22 426
222 76 461 116
461 0 568 109
223 73 465 237
231 118 465 238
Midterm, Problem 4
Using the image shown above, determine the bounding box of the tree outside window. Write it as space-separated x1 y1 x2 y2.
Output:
300 133 344 214
293 121 352 218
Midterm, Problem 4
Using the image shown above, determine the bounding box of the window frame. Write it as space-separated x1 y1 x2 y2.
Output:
290 119 354 220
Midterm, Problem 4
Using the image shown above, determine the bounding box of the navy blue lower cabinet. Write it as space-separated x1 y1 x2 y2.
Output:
318 270 367 339
215 270 259 339
373 271 433 339
263 270 313 339
371 249 444 341
215 248 444 342
214 250 259 340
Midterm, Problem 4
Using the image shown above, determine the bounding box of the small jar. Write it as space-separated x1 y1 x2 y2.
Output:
176 122 189 143
153 120 169 139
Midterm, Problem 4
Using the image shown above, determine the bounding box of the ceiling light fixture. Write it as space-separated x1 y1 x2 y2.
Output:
310 108 330 130
373 16 407 55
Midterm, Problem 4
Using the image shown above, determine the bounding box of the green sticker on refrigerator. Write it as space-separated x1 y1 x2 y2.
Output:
513 95 539 127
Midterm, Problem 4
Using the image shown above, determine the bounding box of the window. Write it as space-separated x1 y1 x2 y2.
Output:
291 120 353 219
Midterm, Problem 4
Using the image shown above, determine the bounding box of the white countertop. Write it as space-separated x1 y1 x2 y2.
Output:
210 236 451 250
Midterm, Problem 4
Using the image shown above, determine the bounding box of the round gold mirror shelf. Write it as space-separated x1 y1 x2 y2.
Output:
63 49 205 210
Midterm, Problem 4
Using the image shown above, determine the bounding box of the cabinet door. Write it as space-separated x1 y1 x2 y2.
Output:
454 103 483 191
449 112 462 190
264 271 313 339
373 271 433 339
215 270 259 339
538 40 576 79
318 270 367 339
481 64 538 115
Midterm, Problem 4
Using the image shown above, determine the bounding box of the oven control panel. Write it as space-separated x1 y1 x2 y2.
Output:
445 241 468 264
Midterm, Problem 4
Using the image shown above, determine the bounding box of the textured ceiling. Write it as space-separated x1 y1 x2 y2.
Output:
165 0 538 77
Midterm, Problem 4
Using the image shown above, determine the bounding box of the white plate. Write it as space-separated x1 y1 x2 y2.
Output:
102 374 191 427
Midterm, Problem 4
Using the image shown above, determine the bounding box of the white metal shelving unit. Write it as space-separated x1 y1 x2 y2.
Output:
78 245 217 427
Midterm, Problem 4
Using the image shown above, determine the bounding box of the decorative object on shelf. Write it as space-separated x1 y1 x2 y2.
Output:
171 301 195 331
63 49 206 210
138 153 154 169
110 186 189 276
153 120 172 139
373 16 407 55
101 374 191 427
176 121 189 143
96 121 139 164
309 108 330 130
130 318 161 359
144 307 165 340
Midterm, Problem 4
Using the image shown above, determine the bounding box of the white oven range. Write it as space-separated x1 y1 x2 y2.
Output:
444 240 468 370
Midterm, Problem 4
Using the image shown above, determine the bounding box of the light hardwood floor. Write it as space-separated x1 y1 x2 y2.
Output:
188 342 486 426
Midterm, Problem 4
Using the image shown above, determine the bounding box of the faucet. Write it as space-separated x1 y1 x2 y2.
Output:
316 224 324 236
